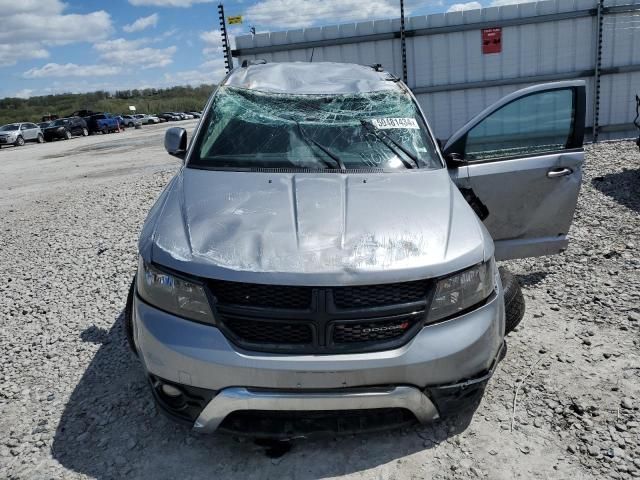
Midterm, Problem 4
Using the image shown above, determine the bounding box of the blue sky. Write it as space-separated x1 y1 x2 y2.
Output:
0 0 521 99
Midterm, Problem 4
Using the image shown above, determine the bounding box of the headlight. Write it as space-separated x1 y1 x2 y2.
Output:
136 258 215 324
428 259 496 322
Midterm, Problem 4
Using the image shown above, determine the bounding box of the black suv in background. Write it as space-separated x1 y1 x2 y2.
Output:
42 117 89 141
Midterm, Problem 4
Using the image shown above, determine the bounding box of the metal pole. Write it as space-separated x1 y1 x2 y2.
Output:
219 3 233 73
400 0 408 84
592 0 604 142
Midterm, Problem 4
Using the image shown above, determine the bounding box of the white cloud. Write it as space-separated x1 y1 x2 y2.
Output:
163 65 226 86
123 13 159 33
0 0 112 67
200 29 223 56
128 0 213 6
245 0 402 28
447 2 482 12
0 42 49 67
23 63 121 79
94 38 177 69
490 0 534 5
13 89 35 99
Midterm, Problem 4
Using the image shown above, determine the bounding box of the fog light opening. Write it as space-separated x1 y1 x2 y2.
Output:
159 382 187 410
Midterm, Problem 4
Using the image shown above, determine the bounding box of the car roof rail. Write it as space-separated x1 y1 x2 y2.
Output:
241 59 267 68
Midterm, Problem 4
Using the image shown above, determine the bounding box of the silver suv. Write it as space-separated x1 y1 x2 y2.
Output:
0 122 44 147
124 62 585 437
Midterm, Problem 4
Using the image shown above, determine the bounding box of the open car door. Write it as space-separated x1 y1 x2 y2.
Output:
443 81 586 261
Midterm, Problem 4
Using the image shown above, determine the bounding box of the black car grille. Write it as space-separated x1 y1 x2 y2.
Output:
208 280 432 354
223 315 313 345
333 280 429 308
209 280 312 309
218 407 417 438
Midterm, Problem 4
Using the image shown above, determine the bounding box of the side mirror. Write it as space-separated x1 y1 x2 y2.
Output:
164 127 187 160
445 152 467 169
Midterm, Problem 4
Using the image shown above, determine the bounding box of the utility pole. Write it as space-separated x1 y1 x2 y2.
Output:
592 0 604 143
219 3 233 73
399 0 408 84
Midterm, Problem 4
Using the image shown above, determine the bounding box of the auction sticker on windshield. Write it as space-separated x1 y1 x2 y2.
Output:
370 118 419 129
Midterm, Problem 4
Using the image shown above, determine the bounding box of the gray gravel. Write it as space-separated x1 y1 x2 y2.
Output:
0 133 638 479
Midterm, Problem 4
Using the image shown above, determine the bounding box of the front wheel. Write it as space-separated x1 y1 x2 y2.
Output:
124 277 138 356
64 130 72 140
14 136 25 147
37 133 44 143
500 267 525 335
82 128 88 137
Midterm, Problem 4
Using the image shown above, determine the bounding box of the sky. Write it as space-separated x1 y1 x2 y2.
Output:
0 0 526 99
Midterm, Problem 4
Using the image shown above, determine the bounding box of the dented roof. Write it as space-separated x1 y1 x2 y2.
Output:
224 62 400 95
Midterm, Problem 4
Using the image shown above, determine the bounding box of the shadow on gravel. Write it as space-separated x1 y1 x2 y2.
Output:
592 168 640 213
515 271 548 288
52 312 476 479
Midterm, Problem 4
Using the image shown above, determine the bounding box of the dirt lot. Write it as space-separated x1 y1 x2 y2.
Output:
0 126 638 480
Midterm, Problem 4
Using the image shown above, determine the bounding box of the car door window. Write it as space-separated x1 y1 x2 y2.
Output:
464 89 575 161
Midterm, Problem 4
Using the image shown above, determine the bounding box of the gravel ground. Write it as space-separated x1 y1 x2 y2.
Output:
0 131 638 479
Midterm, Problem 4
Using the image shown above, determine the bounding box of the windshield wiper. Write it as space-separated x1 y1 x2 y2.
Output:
296 122 346 170
360 120 419 169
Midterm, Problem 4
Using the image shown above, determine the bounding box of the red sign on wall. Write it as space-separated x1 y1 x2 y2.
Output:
482 27 502 54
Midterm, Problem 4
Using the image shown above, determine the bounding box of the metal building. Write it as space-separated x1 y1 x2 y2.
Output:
233 0 640 141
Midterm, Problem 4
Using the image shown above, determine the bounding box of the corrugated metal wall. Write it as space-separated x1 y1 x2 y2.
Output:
234 0 640 141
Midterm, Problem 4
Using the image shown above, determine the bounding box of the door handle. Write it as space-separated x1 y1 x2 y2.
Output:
547 168 573 178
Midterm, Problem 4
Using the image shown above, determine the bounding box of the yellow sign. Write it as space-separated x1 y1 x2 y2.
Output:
228 15 243 25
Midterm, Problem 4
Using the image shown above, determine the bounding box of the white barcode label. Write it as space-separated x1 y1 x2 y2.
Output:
370 118 419 130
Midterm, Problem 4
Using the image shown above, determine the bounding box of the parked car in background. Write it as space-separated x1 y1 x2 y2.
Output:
38 121 52 129
70 110 96 118
134 114 160 125
121 115 143 128
188 111 202 118
87 113 120 134
181 112 195 120
0 123 43 147
42 117 88 141
158 113 181 122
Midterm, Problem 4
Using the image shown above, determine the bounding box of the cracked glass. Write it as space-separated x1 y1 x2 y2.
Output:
189 86 441 171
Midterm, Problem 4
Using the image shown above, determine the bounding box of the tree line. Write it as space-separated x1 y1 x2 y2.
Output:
0 85 216 125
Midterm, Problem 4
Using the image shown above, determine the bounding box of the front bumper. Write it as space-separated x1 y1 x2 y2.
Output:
133 280 504 433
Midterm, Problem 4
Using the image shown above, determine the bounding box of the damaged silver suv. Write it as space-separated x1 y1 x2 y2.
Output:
124 62 585 437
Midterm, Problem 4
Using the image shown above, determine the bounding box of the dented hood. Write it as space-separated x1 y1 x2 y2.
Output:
141 168 490 286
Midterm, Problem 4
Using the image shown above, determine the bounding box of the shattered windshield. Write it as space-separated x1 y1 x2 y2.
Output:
189 86 441 171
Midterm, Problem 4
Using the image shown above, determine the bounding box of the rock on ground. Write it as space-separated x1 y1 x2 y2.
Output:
0 134 638 479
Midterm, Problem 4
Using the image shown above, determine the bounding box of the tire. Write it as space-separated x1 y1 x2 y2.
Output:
64 130 72 140
500 267 525 335
124 276 138 356
102 127 108 135
37 133 44 143
14 136 24 147
82 128 88 137
128 122 134 128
